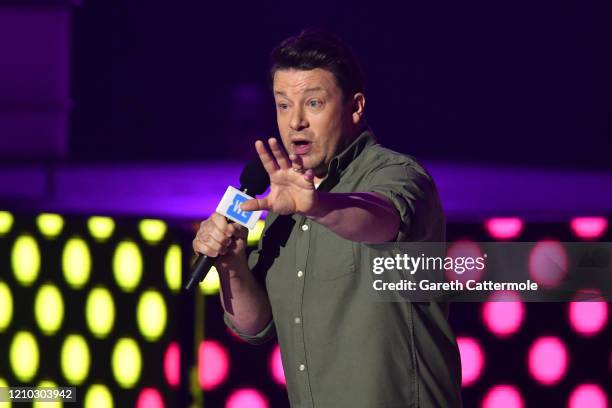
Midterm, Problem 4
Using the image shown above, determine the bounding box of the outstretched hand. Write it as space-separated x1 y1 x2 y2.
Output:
240 138 318 215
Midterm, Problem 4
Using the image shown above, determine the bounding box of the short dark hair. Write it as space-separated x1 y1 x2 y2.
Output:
269 28 365 100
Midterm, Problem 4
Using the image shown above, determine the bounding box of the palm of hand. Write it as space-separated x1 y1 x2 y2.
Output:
267 169 316 215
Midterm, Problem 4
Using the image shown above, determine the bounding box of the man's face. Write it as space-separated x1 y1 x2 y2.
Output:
273 68 353 179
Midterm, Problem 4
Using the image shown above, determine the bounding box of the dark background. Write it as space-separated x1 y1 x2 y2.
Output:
70 0 612 169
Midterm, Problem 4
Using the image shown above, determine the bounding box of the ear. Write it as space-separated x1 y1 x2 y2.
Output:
351 93 366 125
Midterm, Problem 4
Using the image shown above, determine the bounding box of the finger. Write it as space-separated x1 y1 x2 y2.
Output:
255 140 279 174
269 138 291 169
202 227 231 247
289 153 304 171
227 223 248 239
240 197 269 212
210 213 232 237
200 242 220 258
192 238 200 255
194 239 218 257
304 169 315 184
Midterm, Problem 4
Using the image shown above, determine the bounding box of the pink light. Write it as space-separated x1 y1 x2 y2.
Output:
568 384 608 408
199 340 230 390
225 388 268 408
570 217 608 240
457 337 484 387
485 217 524 240
268 344 286 387
164 342 180 388
528 336 568 385
481 385 524 408
528 240 568 288
445 240 486 284
482 291 525 337
568 301 608 337
136 388 164 408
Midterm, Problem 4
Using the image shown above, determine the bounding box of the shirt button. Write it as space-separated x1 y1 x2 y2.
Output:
301 224 309 231
297 270 304 277
299 364 305 371
294 317 301 324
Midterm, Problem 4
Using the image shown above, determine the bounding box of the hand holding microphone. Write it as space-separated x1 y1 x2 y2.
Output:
185 157 269 290
186 138 315 290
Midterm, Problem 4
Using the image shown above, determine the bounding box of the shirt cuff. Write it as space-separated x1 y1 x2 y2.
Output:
223 313 276 345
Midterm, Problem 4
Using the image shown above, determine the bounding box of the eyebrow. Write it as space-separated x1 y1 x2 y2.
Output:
274 87 328 97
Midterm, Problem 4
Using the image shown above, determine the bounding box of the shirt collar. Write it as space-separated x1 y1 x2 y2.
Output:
326 128 376 178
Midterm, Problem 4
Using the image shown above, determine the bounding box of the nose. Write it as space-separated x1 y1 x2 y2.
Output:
289 106 308 131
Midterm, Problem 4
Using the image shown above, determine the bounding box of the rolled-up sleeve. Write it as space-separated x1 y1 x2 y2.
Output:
223 312 276 345
366 163 445 242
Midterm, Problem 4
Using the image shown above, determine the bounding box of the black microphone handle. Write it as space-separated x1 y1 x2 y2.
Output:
184 252 218 290
185 185 252 291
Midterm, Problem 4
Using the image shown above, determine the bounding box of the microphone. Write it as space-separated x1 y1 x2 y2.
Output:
185 158 270 290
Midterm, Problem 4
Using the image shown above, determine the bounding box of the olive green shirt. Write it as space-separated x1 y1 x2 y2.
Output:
225 130 462 407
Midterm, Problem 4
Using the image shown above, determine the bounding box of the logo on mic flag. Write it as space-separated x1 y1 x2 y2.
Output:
216 186 262 229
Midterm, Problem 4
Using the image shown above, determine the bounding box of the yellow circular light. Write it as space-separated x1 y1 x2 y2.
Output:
62 237 91 289
247 220 265 246
84 384 113 408
36 213 64 239
87 216 115 241
138 219 167 244
112 337 142 388
0 211 14 235
61 334 91 385
165 244 182 292
11 234 41 286
200 266 220 295
0 280 13 332
113 241 143 292
0 376 10 408
10 331 39 382
86 286 115 338
137 290 167 341
33 380 62 408
34 283 64 335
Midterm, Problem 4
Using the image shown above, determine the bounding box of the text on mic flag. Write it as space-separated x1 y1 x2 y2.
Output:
216 186 263 229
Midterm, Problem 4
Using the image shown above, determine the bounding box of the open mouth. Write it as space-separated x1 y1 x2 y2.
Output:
292 140 312 155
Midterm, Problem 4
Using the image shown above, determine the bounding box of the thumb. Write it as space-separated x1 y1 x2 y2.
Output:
240 197 268 212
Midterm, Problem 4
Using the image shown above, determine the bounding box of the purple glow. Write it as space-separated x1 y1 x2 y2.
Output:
568 301 608 337
570 217 608 240
568 384 608 408
4 162 612 221
485 217 524 240
199 340 229 391
457 337 484 387
528 240 568 288
481 385 524 408
482 291 525 337
268 344 286 387
225 388 268 408
528 336 568 385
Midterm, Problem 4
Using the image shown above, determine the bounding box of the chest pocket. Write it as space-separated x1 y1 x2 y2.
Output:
309 226 356 280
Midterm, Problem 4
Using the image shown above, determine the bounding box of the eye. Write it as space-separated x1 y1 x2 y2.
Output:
308 99 323 108
277 102 289 111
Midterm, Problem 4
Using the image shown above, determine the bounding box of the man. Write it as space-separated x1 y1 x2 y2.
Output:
193 29 462 407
